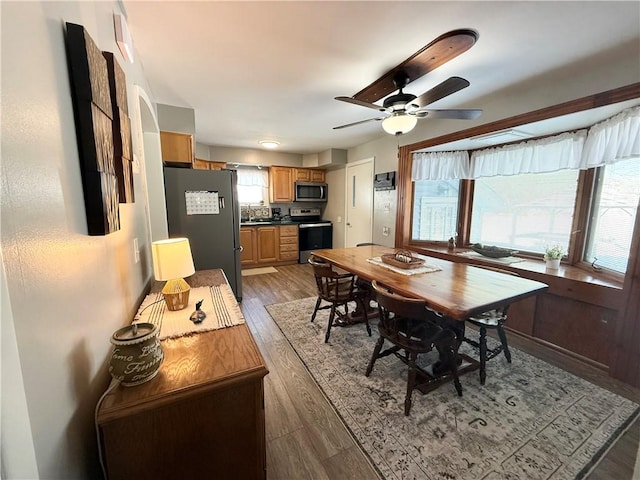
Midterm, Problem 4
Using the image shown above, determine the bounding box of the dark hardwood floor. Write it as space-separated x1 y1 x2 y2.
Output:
239 264 639 480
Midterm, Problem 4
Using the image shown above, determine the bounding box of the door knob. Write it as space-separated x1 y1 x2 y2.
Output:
346 222 351 227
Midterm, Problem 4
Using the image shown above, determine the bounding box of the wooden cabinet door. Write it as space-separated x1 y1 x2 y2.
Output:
294 168 311 182
269 167 293 203
194 159 227 170
240 228 258 265
160 131 193 165
310 169 326 182
257 227 278 263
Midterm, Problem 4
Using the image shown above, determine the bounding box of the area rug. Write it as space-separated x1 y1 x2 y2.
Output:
266 298 639 480
241 266 278 276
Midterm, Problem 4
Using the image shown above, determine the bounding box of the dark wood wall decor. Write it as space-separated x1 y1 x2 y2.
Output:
65 22 120 235
103 51 134 203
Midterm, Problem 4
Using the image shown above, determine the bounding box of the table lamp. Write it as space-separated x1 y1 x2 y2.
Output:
152 238 196 311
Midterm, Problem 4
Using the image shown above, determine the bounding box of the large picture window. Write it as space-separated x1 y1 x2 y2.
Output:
470 170 580 254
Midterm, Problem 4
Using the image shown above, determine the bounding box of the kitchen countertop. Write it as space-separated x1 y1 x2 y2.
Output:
240 220 299 226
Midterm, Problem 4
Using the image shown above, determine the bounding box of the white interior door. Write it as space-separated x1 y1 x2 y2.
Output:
345 158 374 247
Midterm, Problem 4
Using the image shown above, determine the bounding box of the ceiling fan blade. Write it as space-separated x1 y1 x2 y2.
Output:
333 117 385 130
414 109 483 120
409 77 470 109
335 96 386 112
352 29 478 104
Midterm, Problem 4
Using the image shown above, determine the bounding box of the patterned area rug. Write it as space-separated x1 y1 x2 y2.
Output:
266 297 639 480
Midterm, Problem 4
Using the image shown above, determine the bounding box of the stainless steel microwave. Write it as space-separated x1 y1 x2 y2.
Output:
294 182 328 202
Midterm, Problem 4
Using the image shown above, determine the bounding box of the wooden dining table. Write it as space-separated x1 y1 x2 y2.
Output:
311 245 548 321
311 245 549 392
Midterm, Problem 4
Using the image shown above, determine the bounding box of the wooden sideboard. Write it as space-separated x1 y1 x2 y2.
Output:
97 270 268 479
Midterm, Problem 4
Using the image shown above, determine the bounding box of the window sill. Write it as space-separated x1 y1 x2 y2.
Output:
409 244 623 309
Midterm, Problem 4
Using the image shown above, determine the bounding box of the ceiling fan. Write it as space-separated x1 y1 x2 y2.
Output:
333 29 483 135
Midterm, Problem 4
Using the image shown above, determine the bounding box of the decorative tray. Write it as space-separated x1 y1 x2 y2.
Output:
471 244 519 258
380 250 425 269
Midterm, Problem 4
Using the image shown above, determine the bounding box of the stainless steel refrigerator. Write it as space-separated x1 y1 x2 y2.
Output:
163 167 242 301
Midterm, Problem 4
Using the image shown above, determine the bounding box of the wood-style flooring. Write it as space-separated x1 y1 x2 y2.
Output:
239 264 640 480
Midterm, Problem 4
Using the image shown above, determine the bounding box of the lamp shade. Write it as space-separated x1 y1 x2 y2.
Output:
382 114 418 135
152 238 195 281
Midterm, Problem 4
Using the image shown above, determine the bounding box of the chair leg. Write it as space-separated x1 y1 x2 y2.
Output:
479 326 487 385
310 297 322 323
497 325 512 363
404 351 418 416
324 304 336 343
358 297 372 337
365 336 384 377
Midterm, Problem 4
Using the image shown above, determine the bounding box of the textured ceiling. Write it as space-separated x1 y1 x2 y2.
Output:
123 1 640 154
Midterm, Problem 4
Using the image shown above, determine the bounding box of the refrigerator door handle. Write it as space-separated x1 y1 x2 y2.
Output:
218 196 225 209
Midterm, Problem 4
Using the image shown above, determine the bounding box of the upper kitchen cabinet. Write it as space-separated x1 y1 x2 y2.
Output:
269 166 294 203
193 158 227 170
270 166 326 203
160 131 194 166
294 168 325 183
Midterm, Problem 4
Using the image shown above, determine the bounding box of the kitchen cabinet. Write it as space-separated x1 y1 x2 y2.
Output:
294 168 325 183
193 158 227 170
160 131 194 165
257 226 278 263
270 167 326 203
240 227 258 266
269 166 293 203
278 225 299 262
97 269 267 480
241 225 299 267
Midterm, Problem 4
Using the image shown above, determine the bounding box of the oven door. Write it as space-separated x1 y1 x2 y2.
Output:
298 223 333 263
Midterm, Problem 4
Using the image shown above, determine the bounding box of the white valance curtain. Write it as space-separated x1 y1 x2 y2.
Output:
470 130 587 178
236 167 268 187
412 151 470 180
412 106 638 180
579 105 640 169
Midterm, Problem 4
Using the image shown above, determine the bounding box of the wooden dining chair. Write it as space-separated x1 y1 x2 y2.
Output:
366 281 462 416
308 256 372 343
463 265 518 385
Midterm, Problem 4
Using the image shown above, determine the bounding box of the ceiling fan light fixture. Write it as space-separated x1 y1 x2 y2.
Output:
259 140 280 149
382 114 418 135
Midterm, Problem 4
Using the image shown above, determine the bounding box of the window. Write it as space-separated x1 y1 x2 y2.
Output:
236 168 269 205
412 179 460 241
470 170 580 254
584 158 640 273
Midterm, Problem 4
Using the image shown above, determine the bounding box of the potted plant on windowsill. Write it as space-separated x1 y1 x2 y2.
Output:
543 245 565 269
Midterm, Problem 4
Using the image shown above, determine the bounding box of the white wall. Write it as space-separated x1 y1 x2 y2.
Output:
323 168 346 248
1 2 157 477
207 145 303 167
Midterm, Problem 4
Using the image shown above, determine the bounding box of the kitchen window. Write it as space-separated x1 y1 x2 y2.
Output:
237 167 269 205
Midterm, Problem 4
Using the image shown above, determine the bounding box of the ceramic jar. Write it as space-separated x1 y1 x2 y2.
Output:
109 322 164 386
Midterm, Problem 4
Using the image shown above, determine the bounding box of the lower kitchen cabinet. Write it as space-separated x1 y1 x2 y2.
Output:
257 227 278 263
240 225 299 267
278 225 299 262
240 227 258 266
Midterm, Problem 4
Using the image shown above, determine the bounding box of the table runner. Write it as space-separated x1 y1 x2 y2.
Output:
134 284 245 340
367 256 442 275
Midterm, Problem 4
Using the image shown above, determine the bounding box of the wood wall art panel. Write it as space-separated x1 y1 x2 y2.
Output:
103 51 134 203
65 22 120 234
